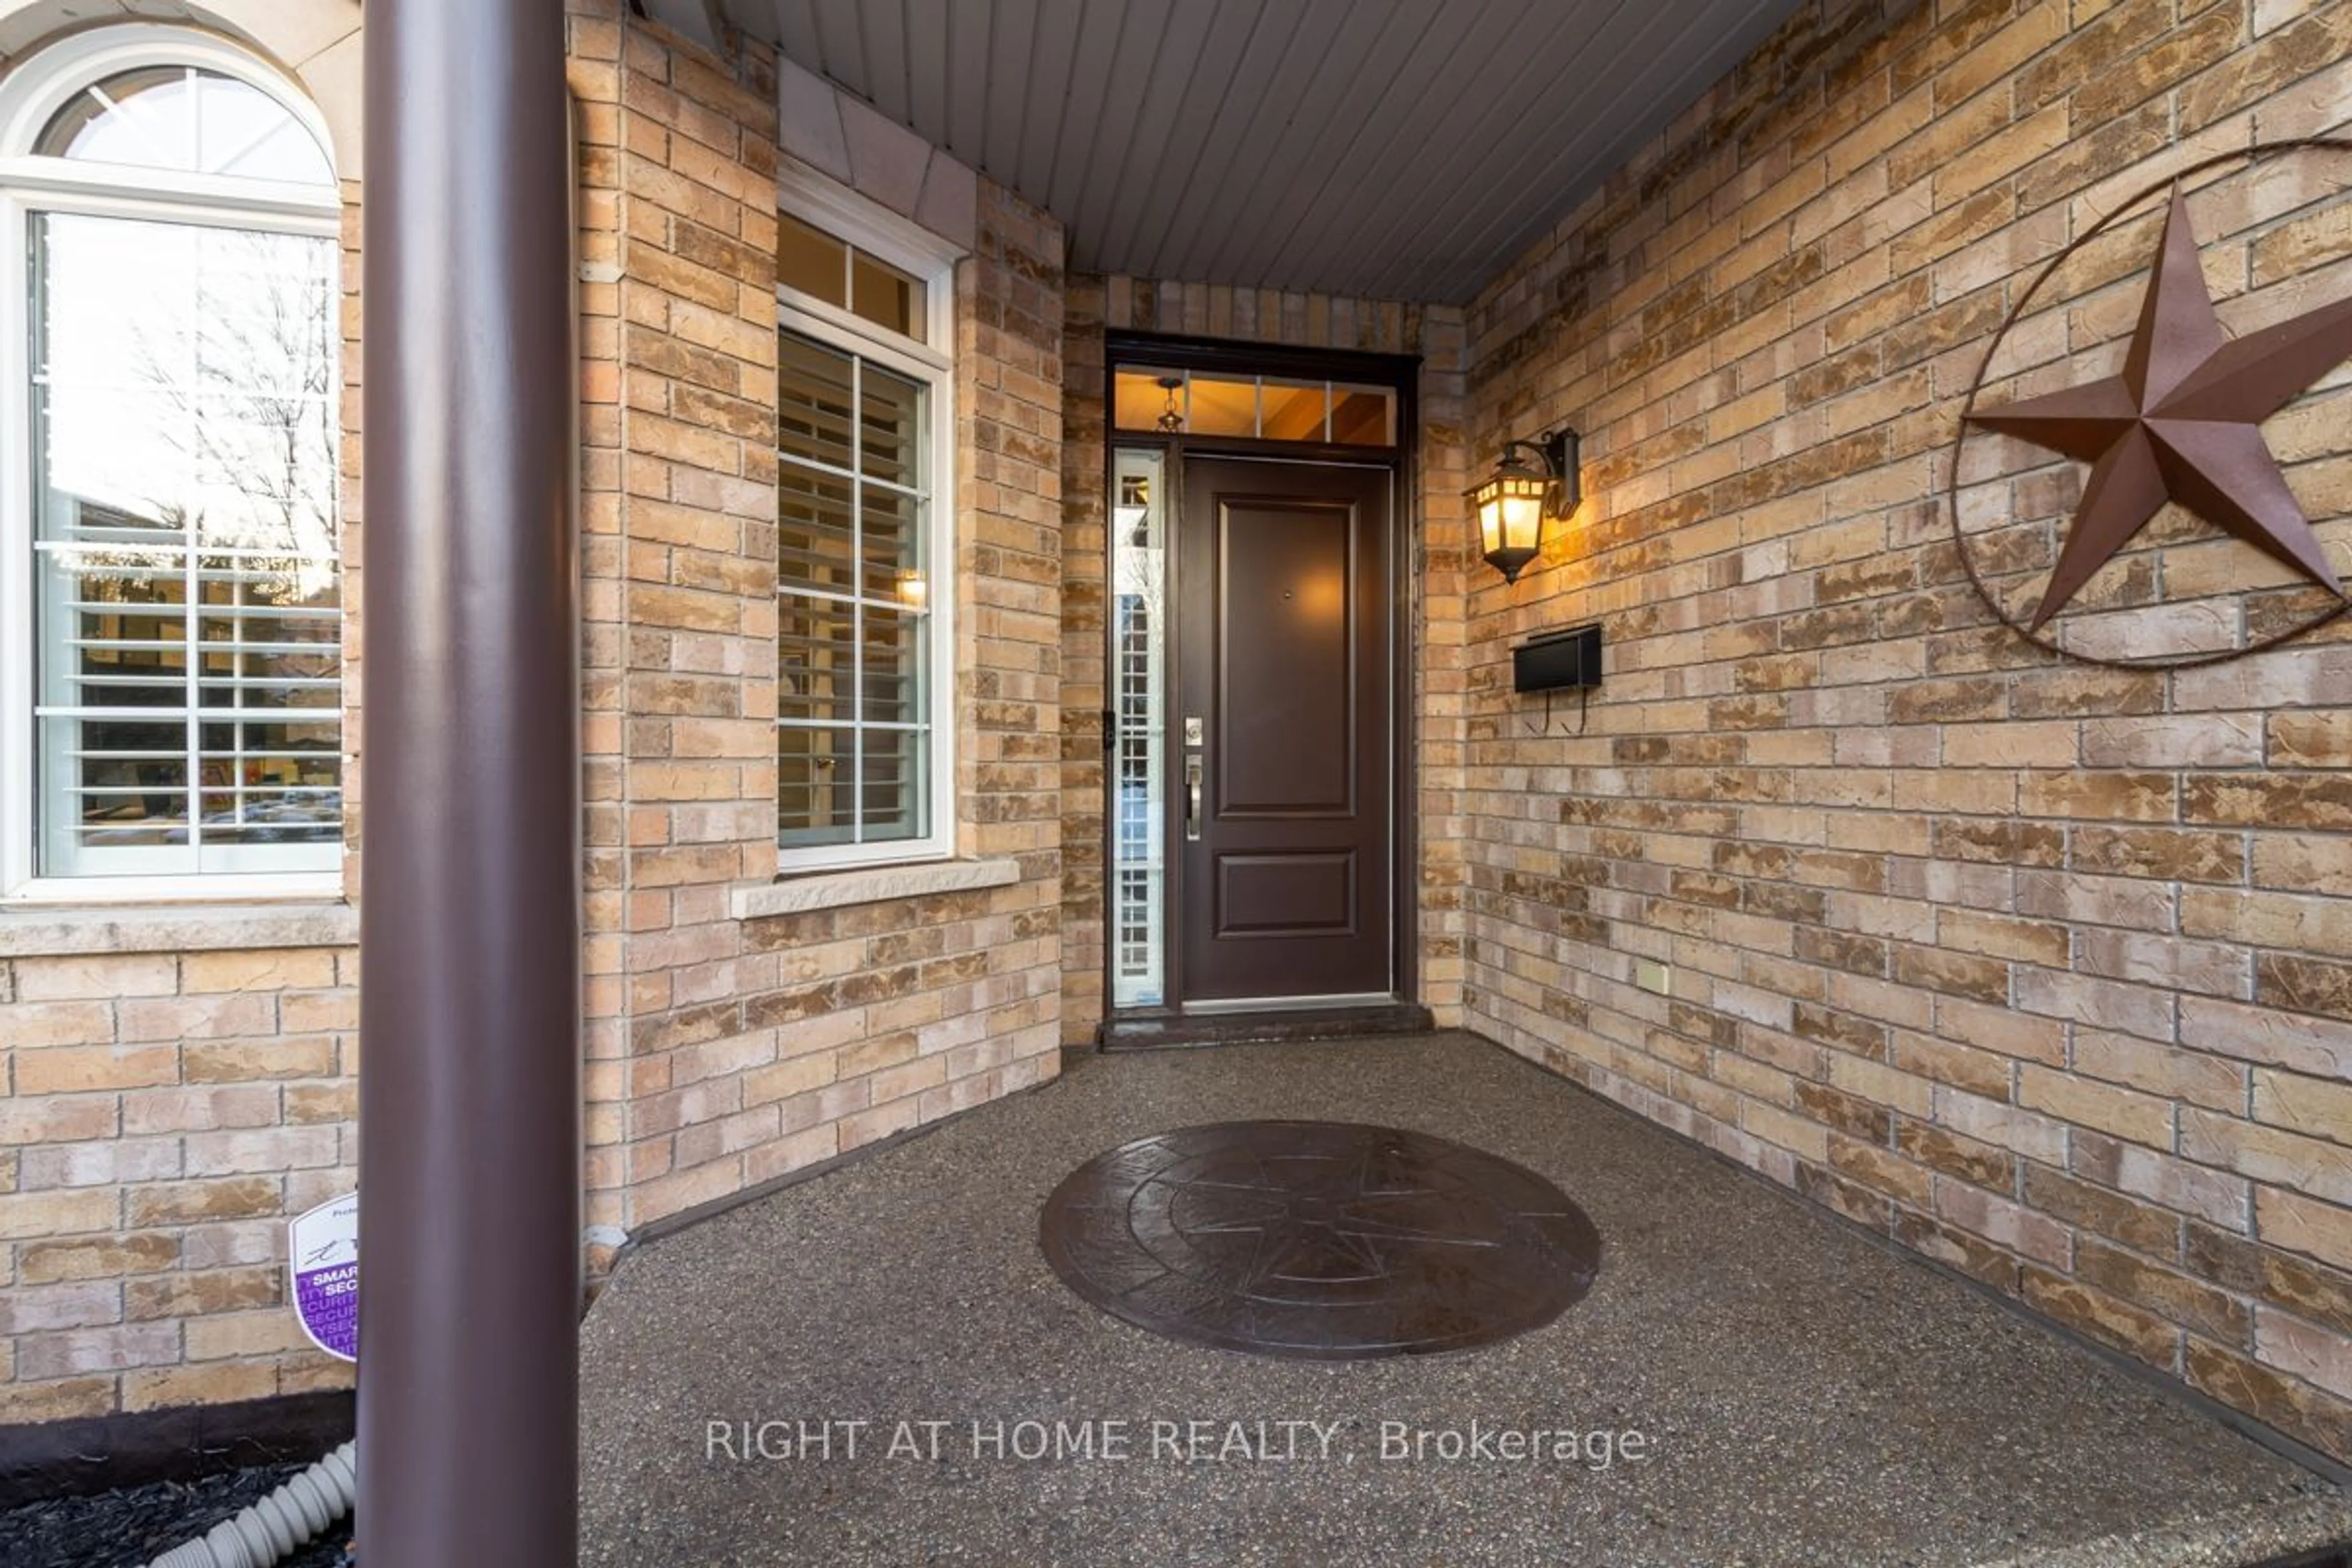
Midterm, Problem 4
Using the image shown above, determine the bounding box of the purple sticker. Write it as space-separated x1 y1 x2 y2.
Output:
290 1193 358 1362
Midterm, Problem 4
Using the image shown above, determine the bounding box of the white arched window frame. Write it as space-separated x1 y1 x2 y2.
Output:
0 26 344 902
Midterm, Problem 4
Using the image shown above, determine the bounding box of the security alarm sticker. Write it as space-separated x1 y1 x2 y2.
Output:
290 1191 358 1362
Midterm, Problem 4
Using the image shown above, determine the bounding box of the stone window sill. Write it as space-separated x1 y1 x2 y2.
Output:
0 901 358 959
730 858 1020 921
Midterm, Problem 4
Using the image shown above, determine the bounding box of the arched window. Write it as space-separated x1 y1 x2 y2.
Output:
0 27 344 895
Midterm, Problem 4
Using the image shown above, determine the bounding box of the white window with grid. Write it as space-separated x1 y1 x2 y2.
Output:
774 172 959 870
0 26 344 900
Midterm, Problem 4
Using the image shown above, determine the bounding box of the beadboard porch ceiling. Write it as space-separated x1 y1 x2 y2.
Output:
696 0 1806 303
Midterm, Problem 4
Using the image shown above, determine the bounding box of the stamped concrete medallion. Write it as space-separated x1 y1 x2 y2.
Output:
1039 1120 1602 1359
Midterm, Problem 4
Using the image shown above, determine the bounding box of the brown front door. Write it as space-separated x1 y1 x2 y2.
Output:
1177 456 1392 1003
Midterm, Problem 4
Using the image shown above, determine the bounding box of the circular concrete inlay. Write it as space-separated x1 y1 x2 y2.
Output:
1039 1120 1602 1359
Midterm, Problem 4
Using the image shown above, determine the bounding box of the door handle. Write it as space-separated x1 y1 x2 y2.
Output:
1185 754 1203 842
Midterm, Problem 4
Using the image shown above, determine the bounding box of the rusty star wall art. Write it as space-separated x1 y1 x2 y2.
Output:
1953 141 2352 666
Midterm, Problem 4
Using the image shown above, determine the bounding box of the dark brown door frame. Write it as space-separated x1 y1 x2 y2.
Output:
1101 332 1420 1020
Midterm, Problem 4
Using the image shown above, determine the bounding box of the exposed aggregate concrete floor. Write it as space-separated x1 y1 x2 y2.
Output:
579 1033 2352 1567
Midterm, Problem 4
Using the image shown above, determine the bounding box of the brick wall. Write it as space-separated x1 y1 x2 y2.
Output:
570 0 632 1270
1057 279 1472 1045
592 23 1067 1241
0 925 361 1423
1462 0 2352 1460
0 0 1070 1427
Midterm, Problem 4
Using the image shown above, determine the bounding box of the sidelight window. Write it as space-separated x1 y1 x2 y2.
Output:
1109 451 1167 1008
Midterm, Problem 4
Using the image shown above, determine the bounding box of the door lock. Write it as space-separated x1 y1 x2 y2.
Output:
1184 715 1204 747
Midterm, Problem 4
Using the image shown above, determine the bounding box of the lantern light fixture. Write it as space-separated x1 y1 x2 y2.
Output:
1469 427 1580 584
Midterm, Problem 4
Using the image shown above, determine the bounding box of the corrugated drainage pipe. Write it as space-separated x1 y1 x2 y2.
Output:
146 1441 356 1568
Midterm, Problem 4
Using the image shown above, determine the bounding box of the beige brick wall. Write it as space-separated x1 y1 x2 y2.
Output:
570 0 633 1267
592 16 1066 1242
1 1 1068 1426
1057 279 1471 1044
0 930 360 1423
1462 0 2352 1460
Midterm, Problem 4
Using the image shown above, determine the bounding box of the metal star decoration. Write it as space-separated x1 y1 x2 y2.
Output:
1967 184 2352 632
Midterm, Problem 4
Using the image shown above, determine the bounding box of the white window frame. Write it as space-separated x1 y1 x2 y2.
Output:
0 25 344 903
775 164 961 873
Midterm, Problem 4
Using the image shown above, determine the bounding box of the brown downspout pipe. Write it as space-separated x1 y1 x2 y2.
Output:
358 3 581 1566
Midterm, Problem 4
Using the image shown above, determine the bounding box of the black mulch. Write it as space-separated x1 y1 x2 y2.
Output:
0 1461 354 1568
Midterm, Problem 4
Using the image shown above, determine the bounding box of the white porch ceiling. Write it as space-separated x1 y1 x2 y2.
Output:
717 0 1806 304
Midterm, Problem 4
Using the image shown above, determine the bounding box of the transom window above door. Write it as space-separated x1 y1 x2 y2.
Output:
1112 368 1397 445
773 181 960 872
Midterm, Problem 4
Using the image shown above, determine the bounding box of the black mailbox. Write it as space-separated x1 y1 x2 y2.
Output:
1513 624 1602 693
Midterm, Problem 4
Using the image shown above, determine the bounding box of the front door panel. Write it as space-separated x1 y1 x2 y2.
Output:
1178 458 1391 1002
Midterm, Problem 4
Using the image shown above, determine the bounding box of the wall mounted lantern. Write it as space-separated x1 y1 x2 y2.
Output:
1469 427 1580 584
